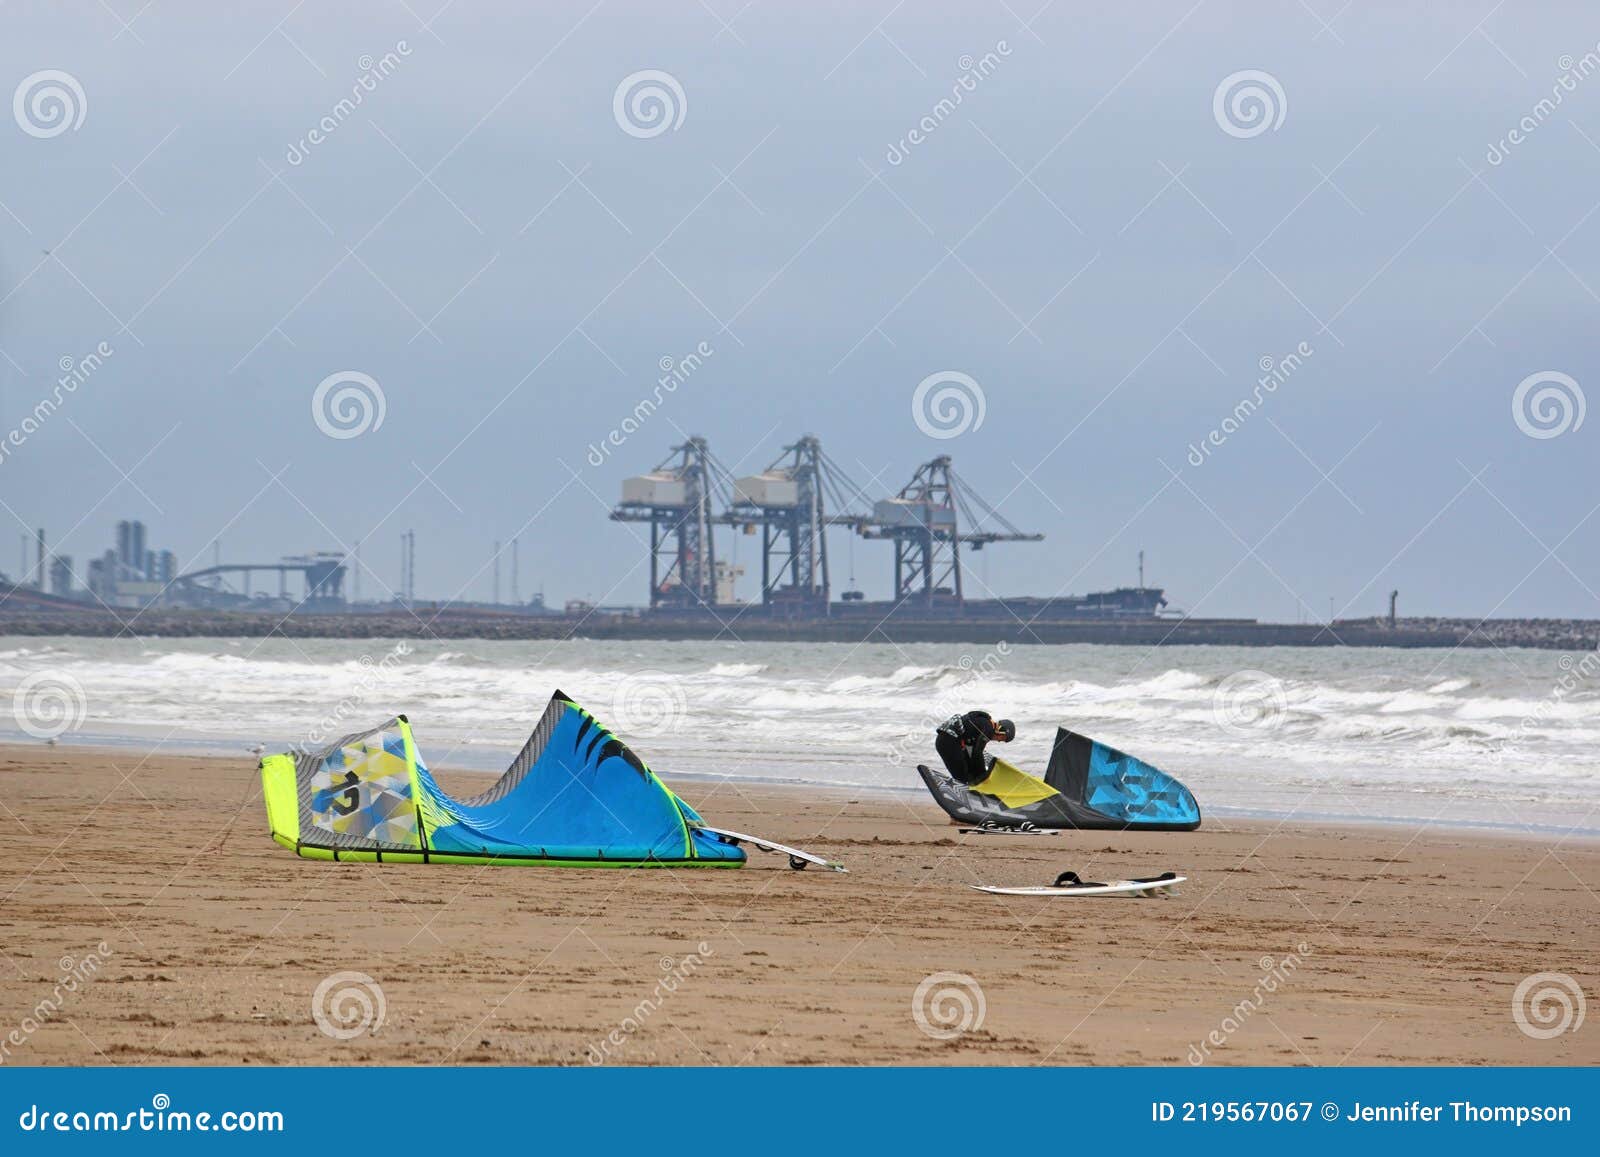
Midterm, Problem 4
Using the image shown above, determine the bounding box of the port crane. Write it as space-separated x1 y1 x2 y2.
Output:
858 455 1043 608
724 435 873 616
611 438 1041 613
610 437 731 609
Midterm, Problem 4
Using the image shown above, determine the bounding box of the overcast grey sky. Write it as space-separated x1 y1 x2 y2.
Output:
1 2 1596 619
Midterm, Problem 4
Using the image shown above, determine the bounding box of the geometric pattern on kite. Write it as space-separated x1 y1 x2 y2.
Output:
307 729 420 849
1084 742 1201 826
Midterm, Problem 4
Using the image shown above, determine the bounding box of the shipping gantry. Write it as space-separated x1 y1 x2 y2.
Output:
602 434 1144 620
862 454 1043 609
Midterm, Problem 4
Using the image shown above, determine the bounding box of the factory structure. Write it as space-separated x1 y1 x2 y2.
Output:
8 519 352 613
4 519 559 618
10 519 182 608
610 435 1166 620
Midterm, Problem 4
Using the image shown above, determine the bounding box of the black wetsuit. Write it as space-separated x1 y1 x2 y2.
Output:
935 711 997 785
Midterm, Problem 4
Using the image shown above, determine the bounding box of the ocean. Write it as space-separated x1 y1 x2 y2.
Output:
3 635 1597 835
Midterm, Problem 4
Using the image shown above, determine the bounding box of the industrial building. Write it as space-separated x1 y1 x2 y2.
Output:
79 520 182 607
6 519 352 613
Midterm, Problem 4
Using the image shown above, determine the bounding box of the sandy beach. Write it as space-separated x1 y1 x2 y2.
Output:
0 743 1595 1067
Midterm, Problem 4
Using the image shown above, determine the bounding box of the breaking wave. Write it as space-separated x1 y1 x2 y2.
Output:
0 636 1594 828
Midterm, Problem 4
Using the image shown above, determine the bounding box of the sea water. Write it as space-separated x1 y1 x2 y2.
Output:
2 635 1596 835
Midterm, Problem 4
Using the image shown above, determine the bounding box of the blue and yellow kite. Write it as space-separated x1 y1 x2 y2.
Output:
260 690 746 868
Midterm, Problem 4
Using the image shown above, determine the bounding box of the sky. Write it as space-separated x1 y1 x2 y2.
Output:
0 1 1596 621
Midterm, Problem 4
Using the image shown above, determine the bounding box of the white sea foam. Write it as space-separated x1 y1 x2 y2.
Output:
708 662 765 677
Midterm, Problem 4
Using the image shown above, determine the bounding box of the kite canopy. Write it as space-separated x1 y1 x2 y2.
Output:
918 726 1201 831
260 689 745 868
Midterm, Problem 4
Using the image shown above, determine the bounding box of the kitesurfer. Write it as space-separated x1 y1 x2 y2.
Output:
934 711 1015 785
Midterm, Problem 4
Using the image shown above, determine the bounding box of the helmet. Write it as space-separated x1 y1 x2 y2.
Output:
995 718 1016 742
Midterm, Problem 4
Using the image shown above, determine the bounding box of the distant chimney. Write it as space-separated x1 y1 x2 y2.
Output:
1388 589 1398 629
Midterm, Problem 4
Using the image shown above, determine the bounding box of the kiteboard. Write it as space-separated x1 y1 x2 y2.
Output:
958 824 1060 836
696 826 847 873
972 870 1184 897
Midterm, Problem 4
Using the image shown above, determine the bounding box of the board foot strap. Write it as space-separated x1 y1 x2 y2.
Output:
1053 870 1180 888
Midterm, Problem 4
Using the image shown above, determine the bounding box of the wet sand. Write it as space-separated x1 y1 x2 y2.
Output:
0 743 1595 1066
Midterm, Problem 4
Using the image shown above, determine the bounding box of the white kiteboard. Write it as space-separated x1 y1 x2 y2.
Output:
973 870 1184 898
696 826 847 873
958 825 1060 836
